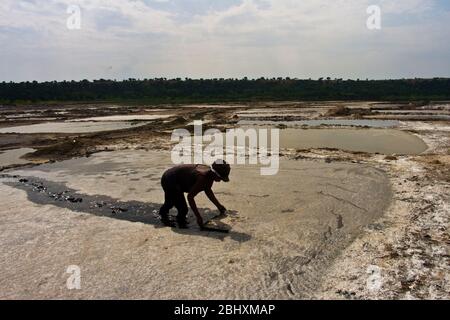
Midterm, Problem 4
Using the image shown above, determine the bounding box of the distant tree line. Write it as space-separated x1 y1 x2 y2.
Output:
0 78 449 104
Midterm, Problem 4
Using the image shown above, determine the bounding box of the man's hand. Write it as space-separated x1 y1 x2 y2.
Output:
218 204 227 215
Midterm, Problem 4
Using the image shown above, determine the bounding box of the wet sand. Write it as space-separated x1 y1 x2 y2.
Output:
0 101 448 300
0 150 391 299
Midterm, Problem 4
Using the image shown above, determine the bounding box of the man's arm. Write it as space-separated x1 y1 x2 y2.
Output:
205 188 226 214
187 178 206 227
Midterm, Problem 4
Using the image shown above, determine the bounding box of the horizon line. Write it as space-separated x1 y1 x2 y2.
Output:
2 77 450 84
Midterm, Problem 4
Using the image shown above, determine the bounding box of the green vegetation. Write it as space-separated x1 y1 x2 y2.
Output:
1 78 449 104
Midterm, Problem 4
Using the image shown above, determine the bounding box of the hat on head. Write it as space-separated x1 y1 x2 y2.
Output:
212 159 231 182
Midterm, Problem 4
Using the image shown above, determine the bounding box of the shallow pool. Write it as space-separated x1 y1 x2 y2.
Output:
236 127 428 155
71 114 173 122
0 148 35 167
239 119 400 128
0 121 148 134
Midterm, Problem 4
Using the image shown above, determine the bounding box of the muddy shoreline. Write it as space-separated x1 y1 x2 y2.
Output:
0 101 448 299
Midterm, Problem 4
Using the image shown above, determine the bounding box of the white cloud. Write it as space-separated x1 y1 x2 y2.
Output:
0 0 448 81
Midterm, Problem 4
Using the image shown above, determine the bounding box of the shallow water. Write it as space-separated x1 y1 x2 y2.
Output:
367 114 450 121
237 108 306 114
185 104 244 109
236 127 427 155
0 121 148 134
278 128 427 155
0 148 35 166
239 119 400 128
373 110 450 115
238 113 304 118
72 114 173 122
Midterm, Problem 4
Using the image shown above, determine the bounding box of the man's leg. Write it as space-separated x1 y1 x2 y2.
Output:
159 190 174 225
173 192 189 228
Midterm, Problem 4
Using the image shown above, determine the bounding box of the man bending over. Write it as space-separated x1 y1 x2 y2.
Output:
159 160 231 228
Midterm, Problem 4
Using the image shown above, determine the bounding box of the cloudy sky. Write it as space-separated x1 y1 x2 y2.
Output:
0 0 449 82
